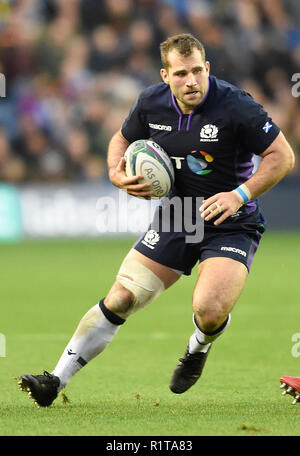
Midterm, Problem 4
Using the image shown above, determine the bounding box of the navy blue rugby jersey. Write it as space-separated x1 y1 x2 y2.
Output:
121 75 280 225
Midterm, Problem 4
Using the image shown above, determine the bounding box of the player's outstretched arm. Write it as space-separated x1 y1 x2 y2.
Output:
107 129 153 198
200 131 295 225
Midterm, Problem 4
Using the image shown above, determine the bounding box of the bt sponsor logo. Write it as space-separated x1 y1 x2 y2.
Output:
171 150 214 175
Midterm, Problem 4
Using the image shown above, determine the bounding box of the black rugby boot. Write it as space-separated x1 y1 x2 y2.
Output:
18 371 60 407
170 344 211 394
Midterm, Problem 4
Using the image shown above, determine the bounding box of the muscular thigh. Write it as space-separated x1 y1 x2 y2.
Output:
193 257 248 318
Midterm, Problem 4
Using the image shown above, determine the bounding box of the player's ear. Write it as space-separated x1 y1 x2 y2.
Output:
205 61 210 74
160 68 169 84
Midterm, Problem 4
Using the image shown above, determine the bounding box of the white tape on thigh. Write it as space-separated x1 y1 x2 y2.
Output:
116 258 165 316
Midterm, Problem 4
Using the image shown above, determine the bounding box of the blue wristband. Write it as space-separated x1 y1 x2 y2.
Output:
235 186 249 203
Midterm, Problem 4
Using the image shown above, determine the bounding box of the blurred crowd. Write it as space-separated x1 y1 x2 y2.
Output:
0 0 299 184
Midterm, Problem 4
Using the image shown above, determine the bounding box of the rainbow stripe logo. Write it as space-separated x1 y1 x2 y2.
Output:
187 150 214 175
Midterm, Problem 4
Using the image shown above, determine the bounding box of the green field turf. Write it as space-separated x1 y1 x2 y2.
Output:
1 232 300 436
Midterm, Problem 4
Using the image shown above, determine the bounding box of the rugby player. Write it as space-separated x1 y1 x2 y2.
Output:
280 376 300 404
19 34 295 407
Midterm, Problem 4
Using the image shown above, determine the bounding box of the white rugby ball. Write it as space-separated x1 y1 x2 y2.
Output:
124 139 175 198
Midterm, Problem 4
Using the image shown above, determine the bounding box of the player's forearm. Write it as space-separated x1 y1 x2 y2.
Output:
107 130 130 180
202 134 294 226
241 133 295 201
245 149 295 200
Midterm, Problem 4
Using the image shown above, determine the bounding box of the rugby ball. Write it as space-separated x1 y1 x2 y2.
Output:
124 139 175 198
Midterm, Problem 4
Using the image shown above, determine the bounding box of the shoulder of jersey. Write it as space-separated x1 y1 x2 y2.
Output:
210 75 256 115
213 76 257 103
210 76 239 101
138 83 170 105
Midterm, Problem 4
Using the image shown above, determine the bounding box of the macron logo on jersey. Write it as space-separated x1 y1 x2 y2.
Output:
149 123 172 131
221 246 247 257
263 122 273 133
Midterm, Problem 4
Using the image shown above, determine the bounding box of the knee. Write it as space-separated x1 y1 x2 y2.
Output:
105 282 135 318
104 257 165 320
192 298 228 333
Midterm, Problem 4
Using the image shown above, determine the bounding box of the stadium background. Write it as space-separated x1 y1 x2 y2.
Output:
0 0 300 437
0 0 299 239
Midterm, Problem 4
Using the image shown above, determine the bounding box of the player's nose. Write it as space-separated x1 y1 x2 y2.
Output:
186 73 197 87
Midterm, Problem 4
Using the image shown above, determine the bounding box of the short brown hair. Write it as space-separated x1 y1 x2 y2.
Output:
160 33 206 70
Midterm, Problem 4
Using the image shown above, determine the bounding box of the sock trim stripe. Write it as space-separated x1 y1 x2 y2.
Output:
77 356 87 367
99 299 126 326
202 315 230 336
195 336 207 346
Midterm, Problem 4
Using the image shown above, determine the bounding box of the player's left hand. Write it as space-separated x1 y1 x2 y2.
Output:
199 191 243 226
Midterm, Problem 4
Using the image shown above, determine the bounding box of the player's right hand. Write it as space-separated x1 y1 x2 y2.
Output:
109 157 153 199
199 191 243 225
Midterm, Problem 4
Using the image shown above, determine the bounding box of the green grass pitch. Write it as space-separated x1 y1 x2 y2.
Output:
0 232 300 436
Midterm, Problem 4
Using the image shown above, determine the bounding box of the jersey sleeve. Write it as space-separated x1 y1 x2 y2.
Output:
235 91 280 155
121 94 150 143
